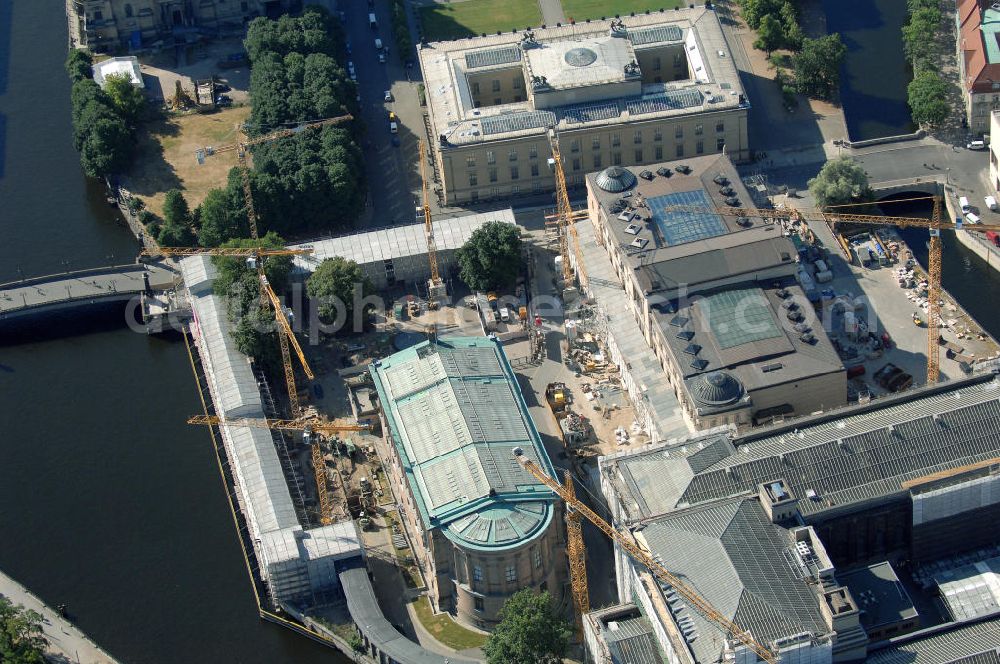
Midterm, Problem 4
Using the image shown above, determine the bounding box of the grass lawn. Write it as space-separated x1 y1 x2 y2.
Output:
561 0 686 22
419 0 542 41
127 105 250 217
411 597 487 650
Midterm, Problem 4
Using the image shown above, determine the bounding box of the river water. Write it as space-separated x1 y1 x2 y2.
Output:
822 0 915 141
0 3 345 663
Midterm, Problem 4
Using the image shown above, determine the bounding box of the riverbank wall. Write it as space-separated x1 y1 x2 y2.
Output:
0 569 120 664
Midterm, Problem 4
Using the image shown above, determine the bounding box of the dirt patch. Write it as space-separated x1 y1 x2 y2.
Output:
126 105 250 217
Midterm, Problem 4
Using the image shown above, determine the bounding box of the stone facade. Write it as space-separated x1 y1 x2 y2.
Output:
68 0 297 51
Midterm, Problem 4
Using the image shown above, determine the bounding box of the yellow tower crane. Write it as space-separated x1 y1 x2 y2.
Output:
663 198 1000 384
418 141 446 307
513 448 778 664
199 114 352 414
199 114 354 523
546 129 588 289
563 469 589 635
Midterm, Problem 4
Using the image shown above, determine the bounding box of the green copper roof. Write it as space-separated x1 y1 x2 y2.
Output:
370 337 557 551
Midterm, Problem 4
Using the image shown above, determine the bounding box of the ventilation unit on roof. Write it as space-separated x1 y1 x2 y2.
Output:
625 223 642 235
630 237 649 249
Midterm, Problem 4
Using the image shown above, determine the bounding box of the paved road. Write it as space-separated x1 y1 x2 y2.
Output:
341 0 425 227
0 263 178 315
0 569 119 664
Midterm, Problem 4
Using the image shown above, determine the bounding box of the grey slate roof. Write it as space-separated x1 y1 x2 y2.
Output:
608 373 1000 520
340 567 477 664
866 617 1000 664
603 616 665 664
638 498 830 664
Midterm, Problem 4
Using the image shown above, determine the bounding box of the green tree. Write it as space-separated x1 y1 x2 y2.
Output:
456 221 522 292
793 34 846 99
902 7 941 66
908 69 950 126
0 595 47 664
739 0 782 30
197 182 248 247
482 590 571 664
808 156 873 207
754 14 784 55
779 1 803 50
306 256 373 328
163 189 192 228
212 231 293 296
103 72 146 124
231 304 280 364
65 49 93 82
156 221 196 247
78 115 133 177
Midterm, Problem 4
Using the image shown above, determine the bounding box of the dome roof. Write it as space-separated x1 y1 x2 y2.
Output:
595 166 637 193
691 371 743 406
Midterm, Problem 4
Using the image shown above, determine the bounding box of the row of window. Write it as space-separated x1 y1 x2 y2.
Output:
469 124 728 168
471 78 524 95
468 139 725 186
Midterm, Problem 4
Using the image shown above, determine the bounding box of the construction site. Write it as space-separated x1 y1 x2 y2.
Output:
136 105 1000 664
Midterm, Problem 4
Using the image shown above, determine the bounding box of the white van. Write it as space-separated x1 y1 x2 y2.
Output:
374 38 383 50
966 212 981 225
960 196 971 213
499 307 511 324
968 139 986 150
986 195 998 211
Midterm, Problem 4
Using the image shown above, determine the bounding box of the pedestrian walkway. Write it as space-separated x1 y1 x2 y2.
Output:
0 569 119 664
537 0 566 25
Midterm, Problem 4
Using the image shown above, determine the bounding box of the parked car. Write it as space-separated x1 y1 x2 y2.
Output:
375 38 383 50
378 52 386 64
390 121 398 133
986 195 998 211
384 90 393 102
391 135 400 147
968 139 986 150
348 61 357 81
213 81 231 93
215 94 232 107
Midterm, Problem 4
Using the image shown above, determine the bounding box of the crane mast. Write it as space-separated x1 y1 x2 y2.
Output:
419 141 446 306
563 470 590 635
513 449 778 664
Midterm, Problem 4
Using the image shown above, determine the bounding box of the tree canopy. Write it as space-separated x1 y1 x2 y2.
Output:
67 76 135 178
908 70 950 126
482 590 571 664
456 221 523 292
195 4 365 244
212 232 293 364
306 256 373 330
0 595 47 664
808 156 873 208
103 72 146 125
64 49 93 83
793 34 846 99
753 14 785 55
